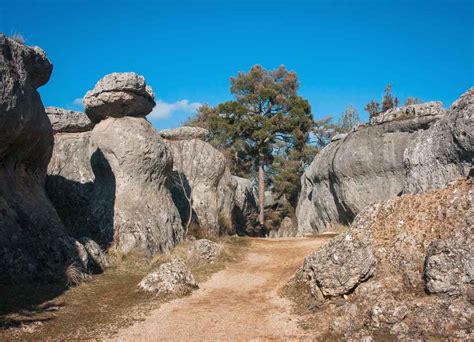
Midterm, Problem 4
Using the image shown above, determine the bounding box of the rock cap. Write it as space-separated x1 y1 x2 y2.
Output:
84 72 155 123
370 101 445 125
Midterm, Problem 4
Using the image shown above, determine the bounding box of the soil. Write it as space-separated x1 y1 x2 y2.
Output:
110 237 330 341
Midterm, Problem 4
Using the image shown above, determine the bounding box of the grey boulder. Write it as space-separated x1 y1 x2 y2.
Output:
186 239 222 264
138 258 198 295
232 176 259 236
46 106 94 133
84 72 155 123
159 126 209 141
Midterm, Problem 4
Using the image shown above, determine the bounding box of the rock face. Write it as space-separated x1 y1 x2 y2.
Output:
232 176 259 236
162 128 237 236
46 106 94 133
84 72 155 123
297 92 473 234
47 75 184 256
138 259 198 295
293 179 473 340
0 35 87 282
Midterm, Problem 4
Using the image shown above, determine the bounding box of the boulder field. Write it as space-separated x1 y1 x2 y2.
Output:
296 89 473 235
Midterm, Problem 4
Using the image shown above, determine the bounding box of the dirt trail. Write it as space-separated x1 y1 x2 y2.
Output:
111 237 328 341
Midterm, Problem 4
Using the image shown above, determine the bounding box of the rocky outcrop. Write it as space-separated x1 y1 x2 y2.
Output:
162 127 237 236
232 176 259 236
291 178 473 340
46 106 94 133
138 258 198 295
84 72 155 123
297 92 473 234
0 35 89 282
47 73 184 256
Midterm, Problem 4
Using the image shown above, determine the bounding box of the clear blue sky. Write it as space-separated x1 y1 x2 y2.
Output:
1 0 473 129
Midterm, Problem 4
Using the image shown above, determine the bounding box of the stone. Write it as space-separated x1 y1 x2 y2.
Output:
138 258 198 295
165 137 237 236
0 34 85 283
160 126 209 141
424 226 474 296
89 117 184 254
302 230 376 298
297 92 473 235
78 237 109 273
187 239 222 264
232 176 259 236
370 101 445 125
84 72 155 123
46 106 94 133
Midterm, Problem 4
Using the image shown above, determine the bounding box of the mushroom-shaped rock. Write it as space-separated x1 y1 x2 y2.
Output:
159 126 209 141
46 106 94 133
84 72 155 123
138 258 198 295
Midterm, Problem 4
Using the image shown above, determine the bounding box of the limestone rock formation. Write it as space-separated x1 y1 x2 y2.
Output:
232 176 259 236
138 258 198 295
186 239 222 264
84 72 155 123
78 237 109 273
0 34 86 282
48 76 184 256
162 128 237 236
292 179 473 340
297 92 473 234
46 106 94 133
159 126 209 141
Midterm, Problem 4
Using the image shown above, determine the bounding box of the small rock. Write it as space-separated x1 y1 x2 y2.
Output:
78 237 109 273
159 126 209 141
138 259 198 295
187 239 222 264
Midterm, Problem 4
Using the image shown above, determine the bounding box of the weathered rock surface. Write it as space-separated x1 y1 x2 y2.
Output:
159 127 209 141
186 239 222 264
84 72 155 123
47 105 184 254
292 179 473 340
0 34 86 282
268 217 296 238
164 134 237 236
370 101 444 125
232 176 259 236
138 258 198 295
78 237 109 273
297 93 473 234
302 230 376 298
46 106 94 133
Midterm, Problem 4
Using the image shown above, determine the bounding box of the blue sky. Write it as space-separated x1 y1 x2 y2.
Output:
1 0 473 129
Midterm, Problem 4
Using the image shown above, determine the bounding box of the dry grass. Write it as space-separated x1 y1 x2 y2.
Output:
0 237 249 340
10 33 25 44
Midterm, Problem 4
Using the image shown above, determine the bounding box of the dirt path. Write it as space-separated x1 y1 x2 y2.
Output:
111 237 328 341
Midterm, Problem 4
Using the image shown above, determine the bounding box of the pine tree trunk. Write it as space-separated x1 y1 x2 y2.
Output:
258 163 265 225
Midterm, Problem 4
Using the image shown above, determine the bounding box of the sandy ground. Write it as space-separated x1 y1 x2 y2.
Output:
110 237 328 342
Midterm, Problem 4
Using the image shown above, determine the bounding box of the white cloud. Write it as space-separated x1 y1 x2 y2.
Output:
150 99 202 119
72 97 83 106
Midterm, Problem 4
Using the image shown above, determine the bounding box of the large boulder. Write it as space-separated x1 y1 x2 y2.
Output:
293 179 473 340
232 176 259 236
162 129 237 236
297 92 473 234
0 35 85 282
84 72 155 123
